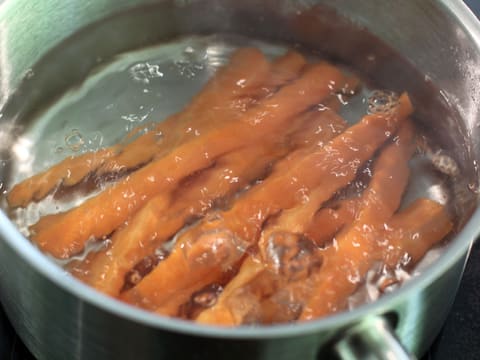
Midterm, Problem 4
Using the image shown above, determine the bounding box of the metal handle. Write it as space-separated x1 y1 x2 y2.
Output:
331 316 416 360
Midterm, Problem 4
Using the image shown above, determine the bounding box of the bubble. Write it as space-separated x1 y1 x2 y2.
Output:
130 62 164 84
121 113 149 123
336 93 349 105
367 90 399 115
184 46 195 54
64 129 84 152
174 59 204 79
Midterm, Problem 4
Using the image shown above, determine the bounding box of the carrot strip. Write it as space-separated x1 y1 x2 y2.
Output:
155 276 228 318
194 164 354 324
82 143 283 296
254 50 307 94
121 94 412 311
91 49 306 177
298 198 452 321
196 233 320 326
381 198 453 268
195 256 273 325
196 161 363 325
221 93 412 242
7 48 272 208
298 121 416 320
304 198 359 246
7 147 119 208
95 48 287 176
30 61 348 259
79 106 349 296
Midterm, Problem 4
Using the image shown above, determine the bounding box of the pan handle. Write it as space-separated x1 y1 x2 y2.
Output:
330 316 416 360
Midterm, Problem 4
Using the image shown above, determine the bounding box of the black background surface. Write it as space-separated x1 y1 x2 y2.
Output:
1 1 480 359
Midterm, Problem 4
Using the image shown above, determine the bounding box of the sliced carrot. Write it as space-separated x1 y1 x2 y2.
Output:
221 93 413 242
304 198 359 246
195 256 265 324
30 61 348 259
7 147 119 208
82 143 282 296
253 50 307 97
120 232 231 310
298 199 452 321
197 143 368 326
155 274 228 318
96 47 278 175
298 121 417 320
81 106 349 296
195 233 321 326
381 198 453 268
121 94 412 311
7 48 272 208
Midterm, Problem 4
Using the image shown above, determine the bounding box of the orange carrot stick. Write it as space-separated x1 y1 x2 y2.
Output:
298 198 452 321
304 198 359 246
196 165 362 325
195 256 271 325
121 94 412 311
79 106 349 296
196 164 369 326
7 48 272 208
252 50 307 96
95 49 306 176
381 198 453 268
7 147 120 208
82 144 282 296
298 121 416 320
220 93 412 243
249 120 416 324
30 61 348 259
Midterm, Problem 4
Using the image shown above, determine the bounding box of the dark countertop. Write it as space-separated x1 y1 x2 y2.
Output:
424 239 480 360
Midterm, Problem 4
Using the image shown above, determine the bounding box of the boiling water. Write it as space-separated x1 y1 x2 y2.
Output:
0 34 472 318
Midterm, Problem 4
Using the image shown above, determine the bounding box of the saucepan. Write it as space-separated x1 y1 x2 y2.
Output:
0 0 479 359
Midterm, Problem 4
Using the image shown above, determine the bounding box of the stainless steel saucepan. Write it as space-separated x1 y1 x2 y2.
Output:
0 1 479 359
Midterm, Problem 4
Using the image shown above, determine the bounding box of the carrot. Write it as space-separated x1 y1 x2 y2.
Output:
82 143 283 296
196 151 367 326
80 105 349 296
120 227 234 310
298 121 416 320
220 93 413 242
380 198 453 268
7 147 120 208
253 50 307 96
96 49 303 176
121 94 412 311
195 232 321 326
194 256 263 324
7 48 272 208
298 199 452 321
304 198 359 246
155 274 229 318
30 61 348 259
